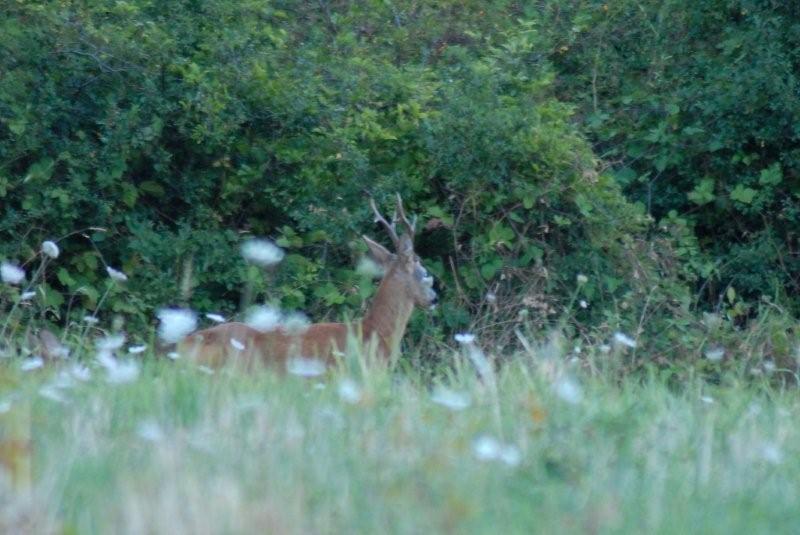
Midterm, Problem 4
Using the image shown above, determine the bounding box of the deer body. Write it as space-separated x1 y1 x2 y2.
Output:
179 195 436 370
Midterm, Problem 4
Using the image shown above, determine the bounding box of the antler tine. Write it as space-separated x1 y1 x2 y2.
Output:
369 197 400 247
395 193 415 240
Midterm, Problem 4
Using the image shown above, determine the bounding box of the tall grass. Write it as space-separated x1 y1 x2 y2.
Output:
2 342 798 534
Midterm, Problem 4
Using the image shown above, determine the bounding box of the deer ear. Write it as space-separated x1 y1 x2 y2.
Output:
363 235 396 267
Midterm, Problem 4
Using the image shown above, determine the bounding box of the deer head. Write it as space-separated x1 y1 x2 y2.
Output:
363 194 437 309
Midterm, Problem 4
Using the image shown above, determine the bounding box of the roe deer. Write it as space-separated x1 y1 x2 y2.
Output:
179 194 437 369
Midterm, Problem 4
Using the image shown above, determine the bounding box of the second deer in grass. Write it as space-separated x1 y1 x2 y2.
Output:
179 194 437 369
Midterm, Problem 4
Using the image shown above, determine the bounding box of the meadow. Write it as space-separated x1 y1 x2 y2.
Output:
2 337 799 534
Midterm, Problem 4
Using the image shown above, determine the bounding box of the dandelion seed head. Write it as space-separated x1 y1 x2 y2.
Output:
167 351 180 360
576 274 588 285
485 291 497 304
579 299 588 309
613 331 637 349
246 305 281 332
287 357 326 377
763 360 776 373
106 266 128 282
20 290 36 301
1 262 25 285
41 240 60 259
157 308 197 343
241 238 284 266
83 315 99 325
128 345 147 355
700 395 715 404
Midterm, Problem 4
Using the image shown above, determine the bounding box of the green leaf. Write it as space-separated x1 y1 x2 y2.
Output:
758 163 782 186
730 185 757 205
687 178 715 206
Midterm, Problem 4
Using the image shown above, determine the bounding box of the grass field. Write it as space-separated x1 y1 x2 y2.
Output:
1 339 799 534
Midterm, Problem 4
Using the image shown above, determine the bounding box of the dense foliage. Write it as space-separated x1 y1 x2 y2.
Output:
1 1 797 363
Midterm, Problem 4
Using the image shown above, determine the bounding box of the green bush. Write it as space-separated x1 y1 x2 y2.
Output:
0 1 694 357
540 0 800 313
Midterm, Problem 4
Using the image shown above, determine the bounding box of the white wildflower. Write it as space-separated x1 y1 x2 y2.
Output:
704 346 725 362
97 334 126 352
241 238 284 266
136 420 164 443
157 308 197 343
431 386 471 411
39 385 67 403
356 256 384 278
337 378 362 404
106 266 128 282
246 305 281 332
472 436 521 467
576 274 588 285
1 262 25 285
83 315 99 324
20 291 36 301
230 338 245 351
128 345 147 355
454 333 476 345
105 359 140 384
700 395 715 404
41 240 60 259
473 435 502 461
205 313 226 323
579 299 588 309
70 364 92 381
20 356 44 371
613 331 637 349
763 360 776 373
485 291 497 304
554 376 583 404
287 357 326 377
498 445 522 467
97 351 139 384
282 312 310 335
167 351 180 360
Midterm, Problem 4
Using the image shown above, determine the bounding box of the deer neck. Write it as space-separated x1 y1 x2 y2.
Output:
361 271 415 358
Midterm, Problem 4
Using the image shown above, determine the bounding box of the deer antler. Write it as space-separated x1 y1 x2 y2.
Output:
370 197 400 247
395 193 416 242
